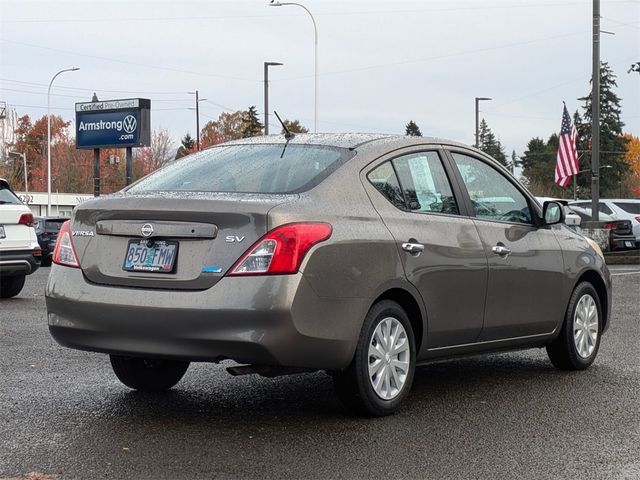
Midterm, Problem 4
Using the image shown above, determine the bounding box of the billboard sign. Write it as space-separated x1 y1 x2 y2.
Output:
75 98 151 149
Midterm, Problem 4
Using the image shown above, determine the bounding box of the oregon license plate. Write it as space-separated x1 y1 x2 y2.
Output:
123 239 178 273
0 225 5 239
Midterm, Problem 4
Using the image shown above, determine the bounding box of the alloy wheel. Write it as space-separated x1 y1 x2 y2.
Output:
368 317 410 400
573 294 599 358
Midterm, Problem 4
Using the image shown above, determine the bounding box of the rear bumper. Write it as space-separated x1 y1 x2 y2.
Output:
610 234 637 251
0 250 41 276
45 266 368 370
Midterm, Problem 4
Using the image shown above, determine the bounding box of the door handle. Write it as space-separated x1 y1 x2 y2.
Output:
402 242 425 254
491 245 511 256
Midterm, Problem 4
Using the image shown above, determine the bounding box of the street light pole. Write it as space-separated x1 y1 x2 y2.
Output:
269 1 318 133
264 62 283 135
47 67 79 216
474 97 492 148
8 151 27 194
590 0 601 222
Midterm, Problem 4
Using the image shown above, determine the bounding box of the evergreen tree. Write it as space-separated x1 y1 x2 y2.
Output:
477 118 508 167
241 106 263 138
405 120 422 136
520 134 573 197
575 61 630 196
175 133 196 159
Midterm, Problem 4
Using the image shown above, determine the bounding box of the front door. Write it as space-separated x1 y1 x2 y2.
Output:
447 151 565 341
363 149 487 349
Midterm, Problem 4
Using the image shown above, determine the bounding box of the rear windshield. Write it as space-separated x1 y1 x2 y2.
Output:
128 144 354 194
0 184 22 205
614 202 640 214
45 220 66 232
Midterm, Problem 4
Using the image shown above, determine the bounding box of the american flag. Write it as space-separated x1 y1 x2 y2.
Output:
554 103 580 187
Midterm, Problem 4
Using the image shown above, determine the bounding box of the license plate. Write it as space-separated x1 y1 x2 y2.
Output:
123 239 178 273
625 241 633 248
0 225 5 239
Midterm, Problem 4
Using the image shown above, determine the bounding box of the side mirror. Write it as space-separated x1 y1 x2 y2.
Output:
543 201 565 226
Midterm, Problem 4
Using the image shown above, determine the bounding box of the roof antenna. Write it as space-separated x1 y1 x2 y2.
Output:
273 110 294 158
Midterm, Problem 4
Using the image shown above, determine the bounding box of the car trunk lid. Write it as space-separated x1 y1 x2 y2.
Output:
71 192 291 290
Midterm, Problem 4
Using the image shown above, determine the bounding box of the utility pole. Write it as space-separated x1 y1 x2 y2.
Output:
188 90 205 151
474 97 492 148
263 62 283 135
590 0 601 222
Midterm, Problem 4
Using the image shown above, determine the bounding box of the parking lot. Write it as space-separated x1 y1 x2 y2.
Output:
1 266 639 480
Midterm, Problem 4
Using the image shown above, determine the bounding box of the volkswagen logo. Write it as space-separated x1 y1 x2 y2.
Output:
141 223 154 237
123 115 137 134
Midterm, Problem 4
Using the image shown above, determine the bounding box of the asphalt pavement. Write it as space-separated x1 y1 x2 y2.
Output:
1 266 639 480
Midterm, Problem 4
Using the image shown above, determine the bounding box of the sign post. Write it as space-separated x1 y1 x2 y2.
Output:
75 98 151 195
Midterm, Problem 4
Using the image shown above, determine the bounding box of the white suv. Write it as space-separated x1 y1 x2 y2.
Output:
570 199 640 247
0 178 41 298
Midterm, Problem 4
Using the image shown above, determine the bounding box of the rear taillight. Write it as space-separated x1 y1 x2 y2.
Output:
18 213 34 227
228 223 332 276
602 223 617 230
52 220 80 268
635 216 640 223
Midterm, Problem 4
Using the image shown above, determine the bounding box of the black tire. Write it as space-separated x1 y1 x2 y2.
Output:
0 274 26 299
110 355 190 391
41 256 52 267
546 282 602 370
333 300 416 417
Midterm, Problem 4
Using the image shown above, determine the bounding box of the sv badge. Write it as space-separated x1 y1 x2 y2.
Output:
225 235 245 243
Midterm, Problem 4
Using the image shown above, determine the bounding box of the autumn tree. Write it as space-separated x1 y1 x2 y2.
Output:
199 110 245 147
241 106 263 138
622 134 640 196
477 118 507 167
281 119 309 134
405 120 422 136
135 129 175 177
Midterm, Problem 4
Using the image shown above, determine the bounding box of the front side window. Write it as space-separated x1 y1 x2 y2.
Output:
451 152 533 225
392 151 459 215
129 144 354 194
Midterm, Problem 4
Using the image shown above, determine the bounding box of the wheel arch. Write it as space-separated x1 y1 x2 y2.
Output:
575 269 609 331
372 287 425 353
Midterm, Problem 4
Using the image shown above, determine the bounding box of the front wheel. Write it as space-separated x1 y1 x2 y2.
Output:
0 274 26 299
546 282 602 370
333 300 416 416
110 355 190 391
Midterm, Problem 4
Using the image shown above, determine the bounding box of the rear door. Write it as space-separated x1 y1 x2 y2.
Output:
446 150 565 341
362 148 487 348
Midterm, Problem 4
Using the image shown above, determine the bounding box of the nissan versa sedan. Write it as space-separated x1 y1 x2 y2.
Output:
46 134 611 416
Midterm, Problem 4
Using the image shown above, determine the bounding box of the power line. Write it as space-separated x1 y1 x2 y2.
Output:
0 38 258 83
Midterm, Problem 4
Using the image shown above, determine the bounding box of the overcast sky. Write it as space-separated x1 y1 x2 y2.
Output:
1 0 639 157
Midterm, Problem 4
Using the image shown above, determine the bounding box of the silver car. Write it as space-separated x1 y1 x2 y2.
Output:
46 134 611 416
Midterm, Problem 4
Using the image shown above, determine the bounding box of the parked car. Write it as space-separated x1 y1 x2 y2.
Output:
35 217 69 266
46 134 611 416
570 199 640 247
0 178 41 298
535 197 581 230
567 205 637 251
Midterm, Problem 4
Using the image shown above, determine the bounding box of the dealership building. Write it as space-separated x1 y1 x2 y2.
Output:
14 191 92 217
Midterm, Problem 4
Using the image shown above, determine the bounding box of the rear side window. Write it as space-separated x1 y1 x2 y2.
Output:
614 202 640 215
45 220 65 232
368 162 405 209
393 152 459 215
0 184 22 205
128 144 354 194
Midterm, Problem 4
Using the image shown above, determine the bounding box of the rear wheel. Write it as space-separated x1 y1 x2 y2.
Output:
333 300 416 416
0 274 26 299
546 282 602 370
110 355 190 391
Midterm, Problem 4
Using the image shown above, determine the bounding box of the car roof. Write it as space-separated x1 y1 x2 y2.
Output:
0 178 10 189
221 133 477 152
